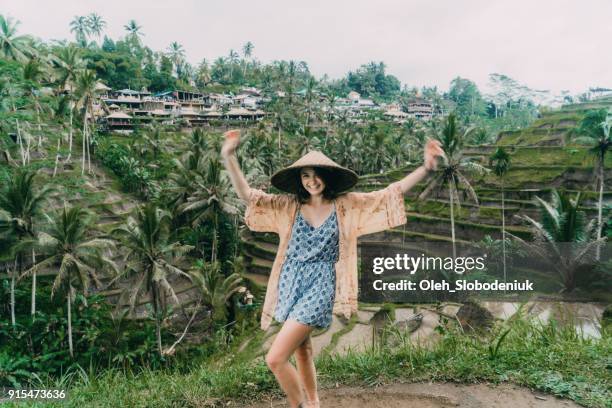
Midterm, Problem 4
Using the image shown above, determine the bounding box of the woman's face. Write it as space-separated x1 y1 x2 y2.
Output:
300 167 326 197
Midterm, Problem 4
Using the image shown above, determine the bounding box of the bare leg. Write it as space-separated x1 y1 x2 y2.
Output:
266 319 314 408
295 335 320 408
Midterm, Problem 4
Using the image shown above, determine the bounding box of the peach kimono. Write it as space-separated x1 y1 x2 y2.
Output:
244 182 407 331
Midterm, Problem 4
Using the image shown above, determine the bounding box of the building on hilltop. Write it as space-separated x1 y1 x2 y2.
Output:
405 96 433 120
104 111 133 133
588 87 612 100
383 108 410 123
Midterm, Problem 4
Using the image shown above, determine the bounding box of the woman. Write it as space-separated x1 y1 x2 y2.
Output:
221 129 444 408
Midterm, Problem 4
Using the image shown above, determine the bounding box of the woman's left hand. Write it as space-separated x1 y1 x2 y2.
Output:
424 139 445 171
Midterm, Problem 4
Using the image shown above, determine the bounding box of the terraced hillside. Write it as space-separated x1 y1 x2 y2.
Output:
235 301 604 361
0 124 200 320
240 100 612 291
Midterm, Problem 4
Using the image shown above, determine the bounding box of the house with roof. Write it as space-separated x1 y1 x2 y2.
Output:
383 108 410 123
233 93 263 110
406 96 433 120
105 111 133 132
240 87 262 96
209 93 234 107
103 89 147 110
588 87 612 100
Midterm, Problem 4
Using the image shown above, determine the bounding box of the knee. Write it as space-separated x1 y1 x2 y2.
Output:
294 339 313 362
265 352 287 372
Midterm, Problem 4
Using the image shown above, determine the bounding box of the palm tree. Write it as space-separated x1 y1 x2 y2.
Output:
228 49 239 82
0 170 52 318
489 147 511 284
242 41 254 59
0 216 17 326
22 57 49 142
286 60 297 104
69 15 90 46
196 59 211 88
212 57 229 84
123 20 144 48
324 92 338 125
86 13 106 41
166 42 186 78
303 77 317 130
140 124 167 161
179 158 239 262
189 261 242 325
419 113 488 259
74 70 98 175
509 190 606 292
469 127 490 145
0 15 32 62
21 206 116 358
111 204 193 356
332 129 357 169
364 126 392 173
52 45 84 94
269 100 286 149
0 75 23 112
573 109 612 260
242 42 254 77
51 46 85 162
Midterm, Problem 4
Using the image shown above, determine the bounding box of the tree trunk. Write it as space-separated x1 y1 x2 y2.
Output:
212 211 218 263
86 102 93 173
16 119 26 166
67 107 73 162
596 161 604 260
233 215 239 259
36 103 43 148
86 129 91 174
67 290 74 358
10 261 16 327
449 182 457 260
81 110 87 176
25 127 32 164
31 250 36 319
153 284 163 356
501 180 507 289
152 284 163 356
53 138 61 177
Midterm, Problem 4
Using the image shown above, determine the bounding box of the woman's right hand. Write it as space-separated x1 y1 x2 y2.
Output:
221 129 241 158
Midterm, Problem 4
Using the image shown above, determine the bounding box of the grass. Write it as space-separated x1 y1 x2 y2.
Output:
10 314 610 408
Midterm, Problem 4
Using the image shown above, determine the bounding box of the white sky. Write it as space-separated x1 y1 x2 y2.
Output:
2 0 611 95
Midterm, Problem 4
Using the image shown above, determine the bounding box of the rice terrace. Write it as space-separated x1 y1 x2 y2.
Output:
0 2 610 407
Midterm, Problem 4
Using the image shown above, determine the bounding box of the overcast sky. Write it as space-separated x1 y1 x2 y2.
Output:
3 0 611 95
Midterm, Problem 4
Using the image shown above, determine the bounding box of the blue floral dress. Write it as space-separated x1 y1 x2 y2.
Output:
273 204 339 329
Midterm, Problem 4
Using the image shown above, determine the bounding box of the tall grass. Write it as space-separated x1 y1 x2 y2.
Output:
9 314 611 408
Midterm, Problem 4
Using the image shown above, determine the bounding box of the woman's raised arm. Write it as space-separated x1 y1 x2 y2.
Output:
394 139 445 194
221 129 251 202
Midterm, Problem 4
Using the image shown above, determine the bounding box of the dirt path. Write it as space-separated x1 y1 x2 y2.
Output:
243 382 581 408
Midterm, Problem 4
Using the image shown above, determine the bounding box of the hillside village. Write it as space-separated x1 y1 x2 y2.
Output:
83 84 441 132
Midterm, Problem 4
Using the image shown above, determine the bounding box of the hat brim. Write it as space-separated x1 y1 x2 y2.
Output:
271 165 358 194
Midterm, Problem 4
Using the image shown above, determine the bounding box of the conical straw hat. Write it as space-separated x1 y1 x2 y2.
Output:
271 150 358 193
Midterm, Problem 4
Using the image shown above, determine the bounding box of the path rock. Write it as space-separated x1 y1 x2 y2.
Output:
456 301 494 332
480 301 521 320
387 312 423 348
311 316 346 358
333 322 374 355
